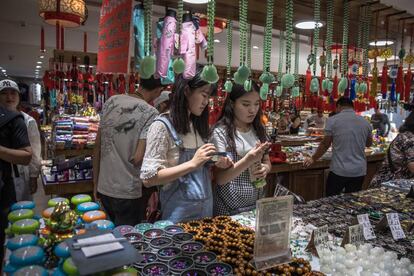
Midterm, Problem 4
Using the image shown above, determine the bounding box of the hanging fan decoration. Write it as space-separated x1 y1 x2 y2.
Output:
172 0 185 74
259 0 275 99
234 0 250 85
224 19 233 92
140 0 156 79
281 0 294 90
323 0 334 94
276 31 285 97
338 0 350 94
201 0 219 83
292 33 300 98
405 25 414 102
310 0 321 94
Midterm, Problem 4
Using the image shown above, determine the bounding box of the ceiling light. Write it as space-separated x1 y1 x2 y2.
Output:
294 21 324 30
37 61 42 64
39 55 45 59
214 39 220 43
1 69 6 73
369 40 394 46
183 0 208 3
36 65 41 68
253 46 259 49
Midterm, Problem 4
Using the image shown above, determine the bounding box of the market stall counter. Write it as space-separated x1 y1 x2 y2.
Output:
266 144 385 201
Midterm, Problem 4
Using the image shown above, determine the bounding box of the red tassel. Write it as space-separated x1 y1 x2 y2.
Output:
84 32 87 53
40 26 45 52
365 80 370 99
381 64 388 97
60 26 64 50
396 66 404 98
333 75 338 99
56 22 60 50
304 68 311 107
405 69 412 102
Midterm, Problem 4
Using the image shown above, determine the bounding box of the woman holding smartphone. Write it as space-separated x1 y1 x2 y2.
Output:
211 81 271 216
140 65 231 223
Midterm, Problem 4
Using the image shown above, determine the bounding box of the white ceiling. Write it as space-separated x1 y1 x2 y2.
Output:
0 0 413 81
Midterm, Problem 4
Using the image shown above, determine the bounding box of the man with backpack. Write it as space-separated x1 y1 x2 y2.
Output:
0 79 32 271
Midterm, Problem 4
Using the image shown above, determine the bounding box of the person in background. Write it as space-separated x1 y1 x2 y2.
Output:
140 65 232 223
153 90 171 114
93 76 166 226
0 81 41 201
306 108 326 134
0 79 32 272
371 107 391 137
289 115 301 135
211 82 271 216
370 111 414 187
304 97 373 196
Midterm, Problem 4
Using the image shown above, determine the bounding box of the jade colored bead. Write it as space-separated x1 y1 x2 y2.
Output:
63 258 79 276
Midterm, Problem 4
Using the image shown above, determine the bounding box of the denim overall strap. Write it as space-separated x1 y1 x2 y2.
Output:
154 116 183 148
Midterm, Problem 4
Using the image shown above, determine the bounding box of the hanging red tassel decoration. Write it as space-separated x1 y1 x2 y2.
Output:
381 64 388 99
40 26 45 52
129 73 136 94
405 69 412 102
396 65 404 99
60 26 64 50
332 74 338 99
305 68 312 107
84 32 87 53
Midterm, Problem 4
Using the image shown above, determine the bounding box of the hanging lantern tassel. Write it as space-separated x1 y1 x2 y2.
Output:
84 32 87 53
305 68 312 96
381 64 388 99
371 66 378 97
396 65 404 99
41 26 45 52
333 74 338 99
390 79 396 102
405 68 412 102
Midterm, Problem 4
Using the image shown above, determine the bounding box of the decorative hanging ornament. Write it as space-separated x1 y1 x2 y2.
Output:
380 48 393 59
259 0 275 98
280 0 294 91
234 0 250 85
39 0 87 27
224 19 233 92
172 0 185 74
351 63 359 75
389 65 398 79
140 0 156 79
341 0 350 77
310 77 319 93
201 0 219 84
338 77 348 94
292 33 300 98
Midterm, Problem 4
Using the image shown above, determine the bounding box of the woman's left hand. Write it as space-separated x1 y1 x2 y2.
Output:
215 157 234 169
253 163 269 179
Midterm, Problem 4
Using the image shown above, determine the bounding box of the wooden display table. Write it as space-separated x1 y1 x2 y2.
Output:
266 152 385 201
42 175 93 196
276 135 322 147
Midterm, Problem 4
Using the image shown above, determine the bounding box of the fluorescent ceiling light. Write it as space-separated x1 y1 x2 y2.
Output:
36 65 41 68
253 46 259 49
39 55 44 59
369 40 394 46
37 61 42 64
295 21 324 30
183 0 208 3
1 69 6 73
214 39 220 43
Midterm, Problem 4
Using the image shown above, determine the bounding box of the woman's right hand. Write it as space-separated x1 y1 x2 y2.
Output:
190 143 217 168
245 142 271 163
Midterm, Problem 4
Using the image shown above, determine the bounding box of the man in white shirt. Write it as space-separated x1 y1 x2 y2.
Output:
93 76 166 226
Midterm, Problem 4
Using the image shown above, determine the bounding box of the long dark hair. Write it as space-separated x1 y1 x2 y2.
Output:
169 64 215 140
399 111 414 134
214 81 268 153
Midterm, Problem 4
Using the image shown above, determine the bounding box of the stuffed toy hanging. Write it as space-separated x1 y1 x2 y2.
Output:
156 11 177 82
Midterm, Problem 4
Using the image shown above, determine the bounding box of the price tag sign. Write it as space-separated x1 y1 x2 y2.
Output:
252 195 293 271
357 214 376 240
305 225 329 257
386 213 406 240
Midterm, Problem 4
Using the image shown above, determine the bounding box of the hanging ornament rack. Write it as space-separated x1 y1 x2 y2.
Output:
338 0 350 95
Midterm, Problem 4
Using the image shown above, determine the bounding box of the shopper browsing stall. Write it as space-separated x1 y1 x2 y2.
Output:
370 111 414 187
371 107 391 137
93 76 166 226
153 90 171 114
304 97 373 196
289 115 301 135
305 108 326 135
140 65 232 223
0 81 41 201
211 82 271 216
0 79 32 272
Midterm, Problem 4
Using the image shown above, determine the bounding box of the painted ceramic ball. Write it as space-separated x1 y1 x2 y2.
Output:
70 194 92 206
48 197 69 207
10 246 45 267
82 210 106 223
13 265 48 276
